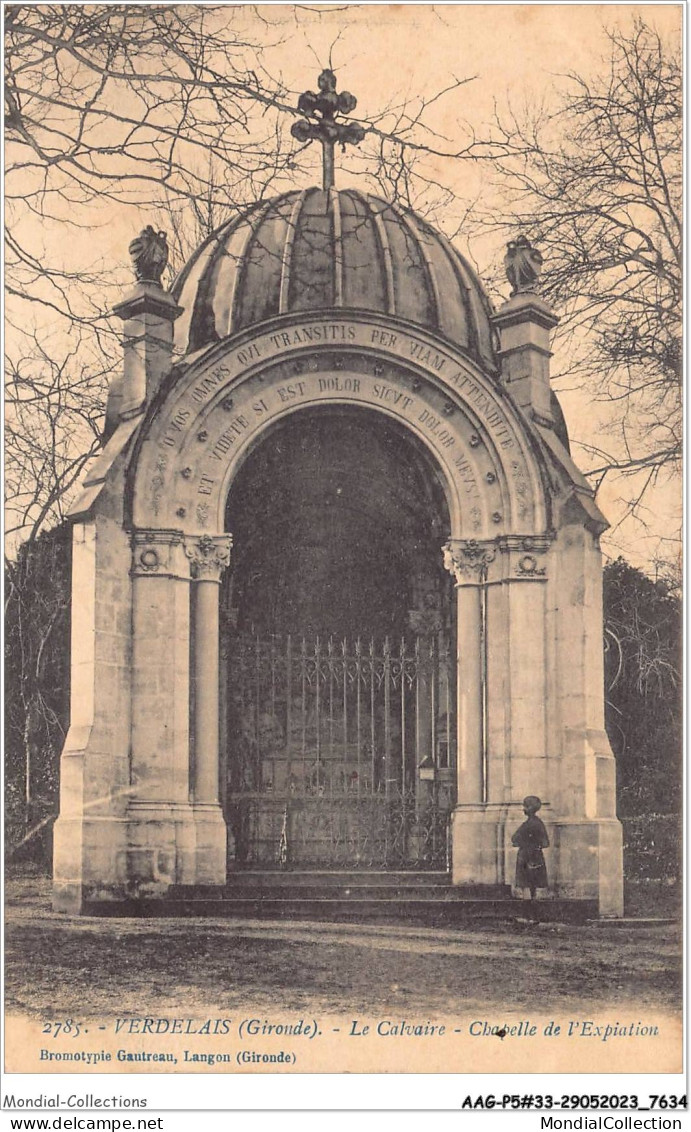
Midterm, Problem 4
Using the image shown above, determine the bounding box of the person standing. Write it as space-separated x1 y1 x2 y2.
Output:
512 795 549 899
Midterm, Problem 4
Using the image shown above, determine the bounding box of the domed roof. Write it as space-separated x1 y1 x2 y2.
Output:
173 188 499 373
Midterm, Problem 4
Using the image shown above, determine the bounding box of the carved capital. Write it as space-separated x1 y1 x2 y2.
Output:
442 539 497 586
184 533 233 581
131 529 186 578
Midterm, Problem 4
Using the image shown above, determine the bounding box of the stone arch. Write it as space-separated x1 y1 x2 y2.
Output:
127 313 551 543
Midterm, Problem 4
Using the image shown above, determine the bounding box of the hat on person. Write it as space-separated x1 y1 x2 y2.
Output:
523 795 542 812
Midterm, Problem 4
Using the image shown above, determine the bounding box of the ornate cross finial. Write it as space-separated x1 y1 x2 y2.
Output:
291 69 365 190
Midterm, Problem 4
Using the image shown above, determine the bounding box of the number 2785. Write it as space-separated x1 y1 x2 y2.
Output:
41 1020 81 1038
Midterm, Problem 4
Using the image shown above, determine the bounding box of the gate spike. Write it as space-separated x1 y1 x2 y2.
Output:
355 636 362 657
383 635 391 657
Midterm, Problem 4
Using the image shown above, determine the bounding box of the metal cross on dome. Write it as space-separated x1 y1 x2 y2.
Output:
291 69 366 190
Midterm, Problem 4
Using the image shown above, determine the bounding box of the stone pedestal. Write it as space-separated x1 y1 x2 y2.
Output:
450 805 507 886
123 802 227 897
551 819 624 916
493 292 559 424
53 818 129 911
450 802 557 889
112 283 183 417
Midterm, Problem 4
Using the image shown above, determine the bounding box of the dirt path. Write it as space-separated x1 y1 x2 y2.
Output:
5 878 681 1022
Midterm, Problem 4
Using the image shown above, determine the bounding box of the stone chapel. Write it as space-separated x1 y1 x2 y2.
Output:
53 72 624 918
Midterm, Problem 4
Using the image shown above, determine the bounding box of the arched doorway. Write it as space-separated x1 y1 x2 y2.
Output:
220 406 456 870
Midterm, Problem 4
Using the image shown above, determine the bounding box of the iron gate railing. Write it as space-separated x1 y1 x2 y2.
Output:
224 635 456 868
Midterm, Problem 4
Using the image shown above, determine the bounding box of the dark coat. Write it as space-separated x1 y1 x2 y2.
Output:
512 814 549 889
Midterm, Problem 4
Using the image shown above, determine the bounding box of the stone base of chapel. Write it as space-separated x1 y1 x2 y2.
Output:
449 805 623 917
53 814 129 913
53 803 227 912
550 817 624 917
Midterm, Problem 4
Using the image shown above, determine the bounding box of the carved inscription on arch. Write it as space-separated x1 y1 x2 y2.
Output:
176 365 493 520
450 374 515 450
157 315 519 455
136 322 543 534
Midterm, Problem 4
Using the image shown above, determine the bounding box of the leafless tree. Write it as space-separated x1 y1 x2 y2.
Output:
472 19 681 531
4 5 296 542
5 5 491 543
5 524 71 860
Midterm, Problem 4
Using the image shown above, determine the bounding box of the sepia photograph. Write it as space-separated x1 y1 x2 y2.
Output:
4 1 683 1089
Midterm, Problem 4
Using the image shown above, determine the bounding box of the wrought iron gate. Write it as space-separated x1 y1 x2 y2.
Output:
224 635 455 869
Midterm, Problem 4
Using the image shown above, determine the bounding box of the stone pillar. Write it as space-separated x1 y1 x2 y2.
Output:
493 536 553 803
454 587 484 804
493 292 559 424
130 532 191 805
548 521 623 915
127 530 194 896
443 539 495 884
111 283 182 420
442 535 559 890
124 529 230 899
185 534 233 805
491 535 555 891
53 511 133 913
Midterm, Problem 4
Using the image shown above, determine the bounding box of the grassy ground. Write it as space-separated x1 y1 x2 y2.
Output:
4 875 682 1022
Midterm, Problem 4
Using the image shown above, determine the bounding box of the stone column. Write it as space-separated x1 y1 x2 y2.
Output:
443 539 495 801
125 529 230 898
111 282 182 424
494 535 553 802
127 530 194 896
455 585 484 804
548 522 624 915
492 291 559 425
443 539 496 885
491 535 554 889
184 534 233 805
